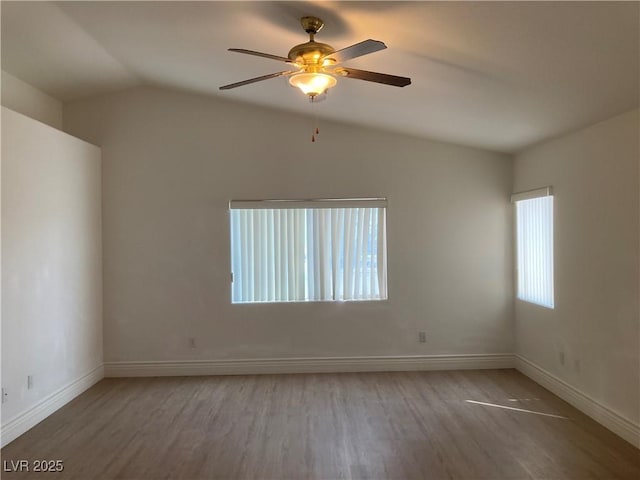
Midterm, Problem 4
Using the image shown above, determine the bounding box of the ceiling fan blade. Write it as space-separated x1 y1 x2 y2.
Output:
228 48 291 63
219 71 293 90
340 68 411 87
327 40 386 63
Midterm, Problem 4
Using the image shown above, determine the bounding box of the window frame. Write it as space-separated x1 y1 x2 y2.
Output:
228 198 389 305
511 187 555 309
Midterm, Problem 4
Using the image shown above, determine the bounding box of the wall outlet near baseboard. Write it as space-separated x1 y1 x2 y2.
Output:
418 331 427 343
2 387 7 403
188 338 196 349
27 375 34 390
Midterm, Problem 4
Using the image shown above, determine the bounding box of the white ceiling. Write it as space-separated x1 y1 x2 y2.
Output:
2 1 638 152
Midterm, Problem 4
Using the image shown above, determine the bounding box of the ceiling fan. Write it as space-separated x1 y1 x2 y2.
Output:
219 16 411 98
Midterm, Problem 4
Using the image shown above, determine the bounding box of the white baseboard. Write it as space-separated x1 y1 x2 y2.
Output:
515 355 639 448
104 353 514 377
1 364 104 448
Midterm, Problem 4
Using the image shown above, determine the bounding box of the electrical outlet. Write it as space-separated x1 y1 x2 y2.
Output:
188 338 196 349
418 331 427 343
2 388 7 404
559 351 565 366
27 375 34 390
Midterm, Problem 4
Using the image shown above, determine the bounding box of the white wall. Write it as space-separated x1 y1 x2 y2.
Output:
63 86 513 364
1 71 62 129
1 107 102 445
514 110 639 428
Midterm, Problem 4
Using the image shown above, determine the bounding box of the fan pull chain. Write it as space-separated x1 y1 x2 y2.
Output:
311 95 320 142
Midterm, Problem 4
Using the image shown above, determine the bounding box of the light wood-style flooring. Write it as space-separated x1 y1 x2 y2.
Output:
2 369 639 479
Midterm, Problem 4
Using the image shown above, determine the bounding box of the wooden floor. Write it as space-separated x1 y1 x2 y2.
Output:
2 369 638 479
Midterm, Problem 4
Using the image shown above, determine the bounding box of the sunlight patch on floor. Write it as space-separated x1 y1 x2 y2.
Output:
465 399 569 419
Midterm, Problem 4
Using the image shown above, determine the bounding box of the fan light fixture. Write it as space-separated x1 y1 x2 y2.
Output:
289 72 337 97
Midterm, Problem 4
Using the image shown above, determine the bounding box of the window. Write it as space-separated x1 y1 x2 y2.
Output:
229 199 388 303
512 187 554 308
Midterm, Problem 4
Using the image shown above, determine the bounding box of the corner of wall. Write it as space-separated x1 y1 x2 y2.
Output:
1 70 63 129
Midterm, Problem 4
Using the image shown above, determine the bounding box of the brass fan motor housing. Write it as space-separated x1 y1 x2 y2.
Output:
288 16 335 68
288 41 335 66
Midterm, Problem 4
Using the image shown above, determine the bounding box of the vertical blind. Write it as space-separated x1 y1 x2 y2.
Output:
513 190 554 308
229 199 387 303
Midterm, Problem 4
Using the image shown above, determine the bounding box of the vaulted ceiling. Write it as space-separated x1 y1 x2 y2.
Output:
2 1 638 152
